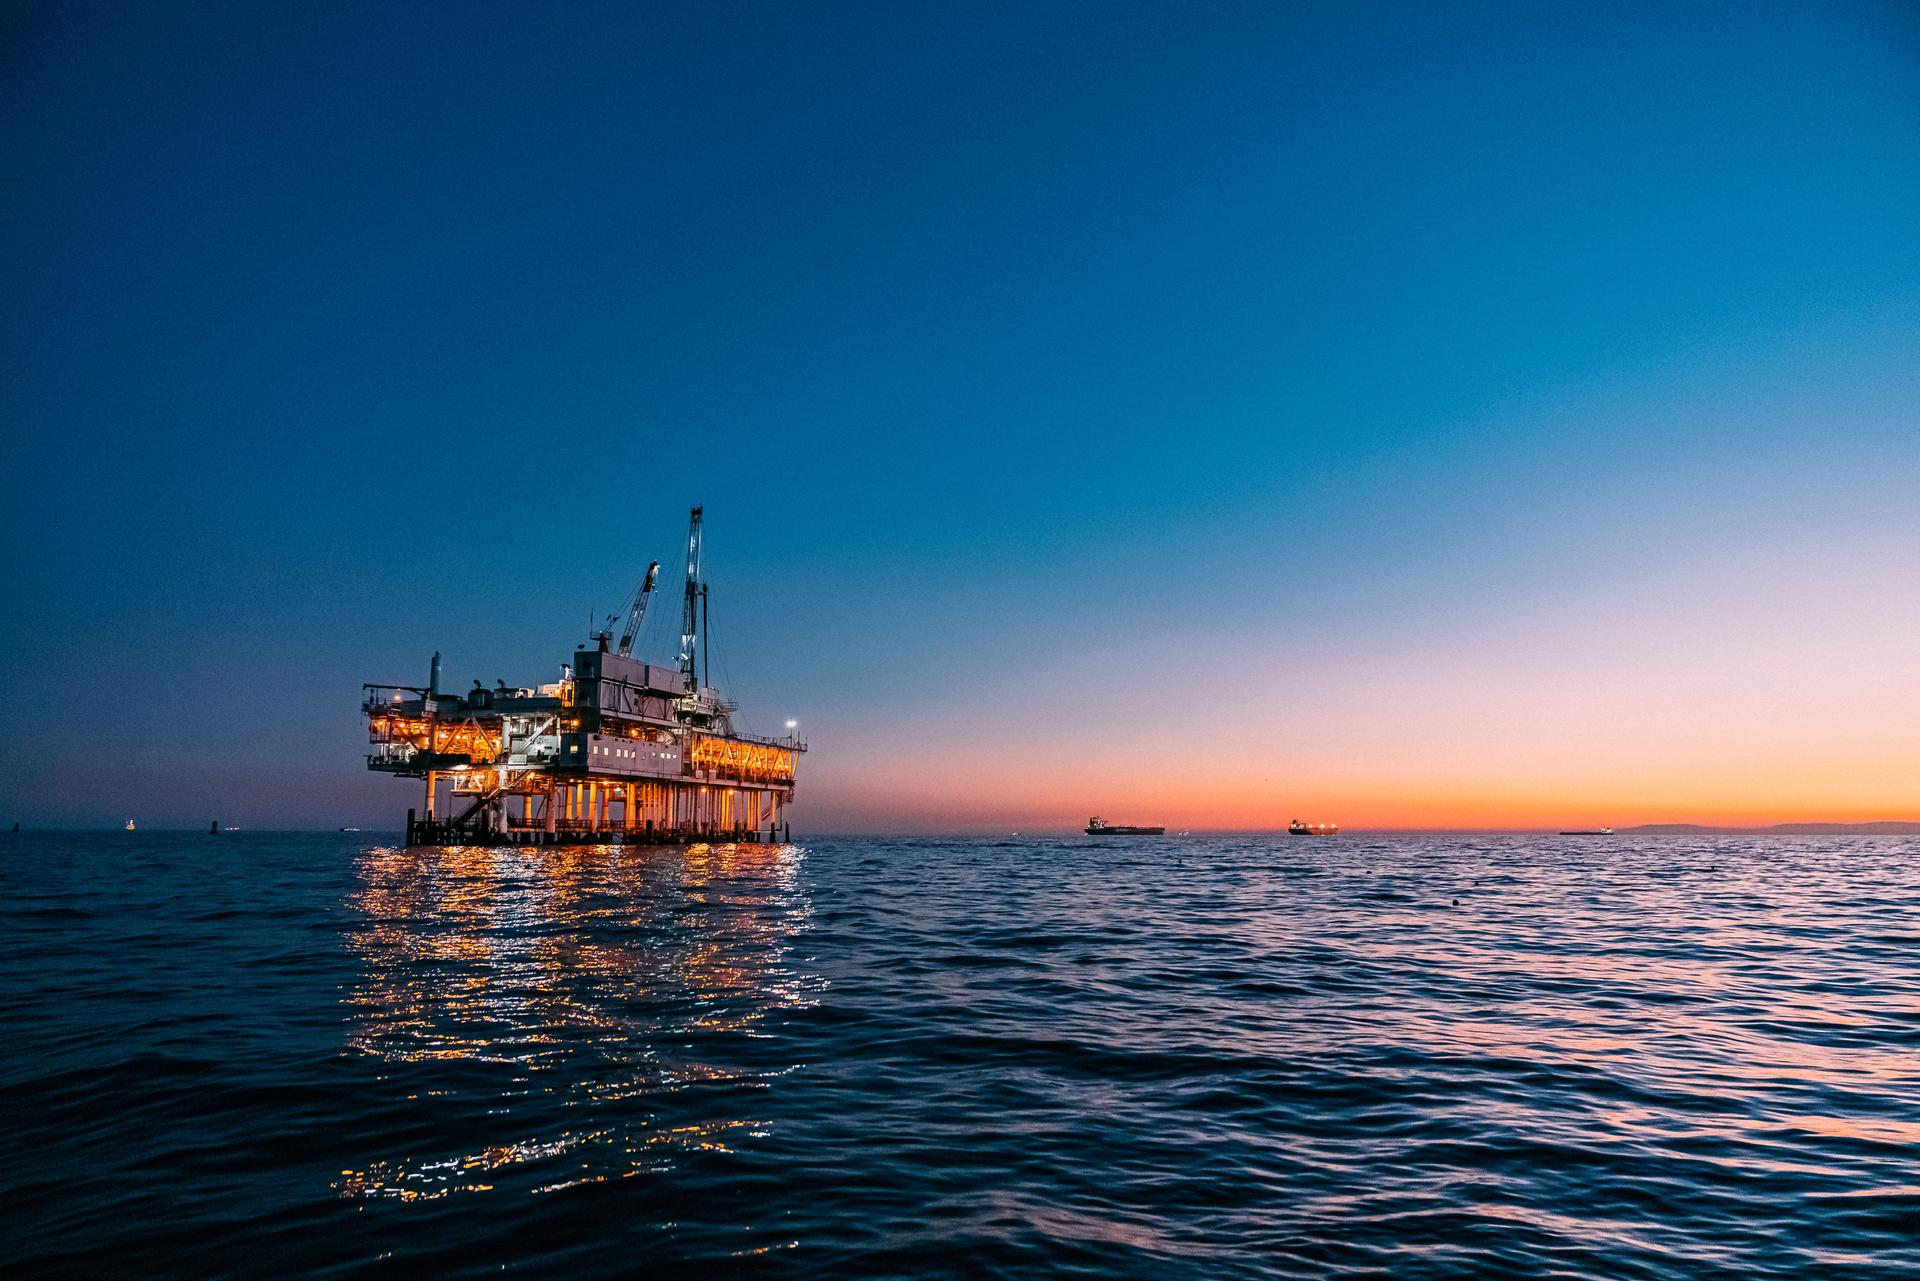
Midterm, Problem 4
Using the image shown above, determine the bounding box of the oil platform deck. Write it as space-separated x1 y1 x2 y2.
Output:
362 507 803 847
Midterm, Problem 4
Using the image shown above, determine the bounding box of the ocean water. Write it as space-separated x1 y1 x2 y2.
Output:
5 831 1920 1279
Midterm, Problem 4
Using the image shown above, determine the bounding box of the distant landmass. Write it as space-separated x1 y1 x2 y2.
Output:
1620 822 1920 836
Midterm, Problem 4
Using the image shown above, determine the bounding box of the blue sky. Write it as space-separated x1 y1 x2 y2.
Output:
2 2 1916 828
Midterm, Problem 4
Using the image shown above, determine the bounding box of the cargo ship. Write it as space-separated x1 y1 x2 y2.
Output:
1558 827 1614 836
1288 819 1338 836
1086 817 1165 836
361 507 803 847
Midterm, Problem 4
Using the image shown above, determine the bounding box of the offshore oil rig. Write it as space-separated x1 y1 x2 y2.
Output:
362 507 803 846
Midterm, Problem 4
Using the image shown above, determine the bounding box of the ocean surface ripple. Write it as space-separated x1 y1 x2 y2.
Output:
5 832 1920 1278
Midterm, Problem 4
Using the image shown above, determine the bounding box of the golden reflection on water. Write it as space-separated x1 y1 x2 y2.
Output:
337 842 812 1201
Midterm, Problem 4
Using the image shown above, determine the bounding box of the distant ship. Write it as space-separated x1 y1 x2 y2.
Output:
1559 827 1614 835
1288 819 1338 836
124 819 136 831
1086 817 1165 836
338 826 361 832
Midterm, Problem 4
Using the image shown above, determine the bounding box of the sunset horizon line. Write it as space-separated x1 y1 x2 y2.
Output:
30 818 1919 836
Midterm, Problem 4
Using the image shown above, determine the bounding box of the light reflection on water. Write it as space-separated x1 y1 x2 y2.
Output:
12 831 1920 1278
337 841 814 1200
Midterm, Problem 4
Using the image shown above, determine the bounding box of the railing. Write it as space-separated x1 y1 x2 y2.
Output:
727 730 808 751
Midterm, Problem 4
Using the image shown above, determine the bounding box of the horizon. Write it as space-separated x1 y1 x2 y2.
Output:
23 820 1920 838
3 3 1917 831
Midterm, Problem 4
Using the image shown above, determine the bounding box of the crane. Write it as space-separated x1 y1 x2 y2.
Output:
615 560 660 658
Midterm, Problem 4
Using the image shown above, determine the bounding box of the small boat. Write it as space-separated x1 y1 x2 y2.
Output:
1288 819 1338 836
1086 816 1165 836
1559 827 1614 836
338 826 361 832
124 819 136 831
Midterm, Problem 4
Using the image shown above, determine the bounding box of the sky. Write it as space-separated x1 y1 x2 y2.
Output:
2 1 1917 831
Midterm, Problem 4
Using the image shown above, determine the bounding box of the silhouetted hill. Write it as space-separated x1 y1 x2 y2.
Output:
1620 822 1920 835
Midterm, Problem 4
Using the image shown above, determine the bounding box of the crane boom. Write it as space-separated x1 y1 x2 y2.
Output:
615 560 660 657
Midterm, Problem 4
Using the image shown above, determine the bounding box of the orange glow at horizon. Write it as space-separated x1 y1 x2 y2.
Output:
800 534 1920 832
807 746 1920 831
